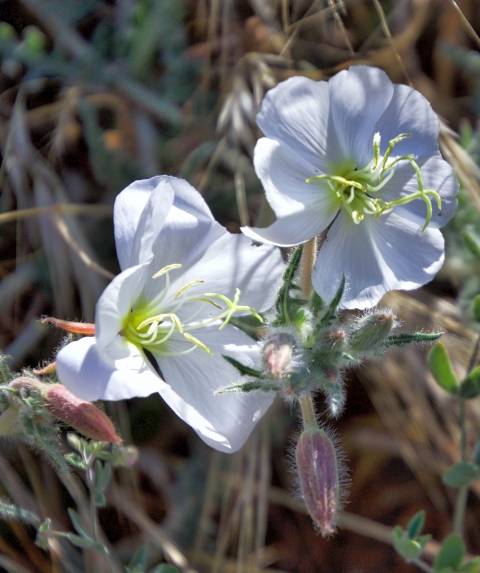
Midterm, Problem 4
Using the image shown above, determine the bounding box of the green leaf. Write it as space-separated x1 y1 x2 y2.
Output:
472 296 480 323
93 491 106 507
67 533 108 553
221 355 263 378
428 343 459 394
315 275 345 332
128 546 148 570
460 557 480 573
383 332 442 348
215 380 280 395
463 231 480 261
67 508 91 540
65 453 87 470
442 462 480 487
310 291 325 318
95 460 112 492
434 534 465 573
272 246 307 328
407 510 426 539
459 366 480 399
392 527 424 562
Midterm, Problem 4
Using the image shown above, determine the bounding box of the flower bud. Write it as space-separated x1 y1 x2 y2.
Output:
44 385 121 444
347 311 395 352
263 332 296 379
10 378 120 444
296 428 340 536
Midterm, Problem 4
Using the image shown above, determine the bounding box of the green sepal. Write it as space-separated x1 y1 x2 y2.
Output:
272 246 307 328
391 526 424 562
383 332 442 348
459 557 480 573
221 355 263 378
407 510 426 538
459 366 480 399
442 462 480 487
315 276 345 332
463 231 480 261
434 534 465 573
215 380 281 395
429 343 459 394
473 296 480 323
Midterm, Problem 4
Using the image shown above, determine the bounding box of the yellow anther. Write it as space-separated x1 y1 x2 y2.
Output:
183 333 212 355
188 297 223 309
152 264 182 279
174 279 204 300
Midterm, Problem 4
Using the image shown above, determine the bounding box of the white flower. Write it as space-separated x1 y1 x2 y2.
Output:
242 65 458 309
56 176 283 452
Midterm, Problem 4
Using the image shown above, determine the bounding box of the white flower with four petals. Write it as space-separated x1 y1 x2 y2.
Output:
242 65 459 309
56 176 283 452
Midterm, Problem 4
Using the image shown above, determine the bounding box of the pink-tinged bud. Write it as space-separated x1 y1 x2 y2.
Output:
41 317 95 335
348 311 395 352
263 332 296 379
318 329 347 348
43 385 121 444
296 429 340 536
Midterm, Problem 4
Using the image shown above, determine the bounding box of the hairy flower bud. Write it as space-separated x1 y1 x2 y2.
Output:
9 378 120 444
296 428 340 536
347 311 395 352
44 385 121 444
263 332 296 379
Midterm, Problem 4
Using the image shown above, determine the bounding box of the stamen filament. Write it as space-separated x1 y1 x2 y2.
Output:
174 279 204 300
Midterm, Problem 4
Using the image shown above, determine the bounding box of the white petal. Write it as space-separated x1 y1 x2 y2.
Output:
164 232 284 315
242 202 337 247
254 137 334 217
378 153 458 228
149 181 220 273
312 211 444 309
95 263 150 351
114 177 174 270
153 325 274 453
56 336 163 402
256 76 335 172
374 83 440 162
328 66 394 167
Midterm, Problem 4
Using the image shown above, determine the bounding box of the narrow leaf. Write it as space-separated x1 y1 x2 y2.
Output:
221 355 263 378
67 508 91 539
407 510 426 539
383 332 442 348
316 276 345 331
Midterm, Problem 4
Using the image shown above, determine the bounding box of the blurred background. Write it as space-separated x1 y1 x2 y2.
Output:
1 0 480 571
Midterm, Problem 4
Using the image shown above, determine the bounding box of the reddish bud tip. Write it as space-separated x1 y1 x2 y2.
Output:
296 429 340 536
263 332 296 379
41 317 95 335
44 385 121 444
348 311 395 352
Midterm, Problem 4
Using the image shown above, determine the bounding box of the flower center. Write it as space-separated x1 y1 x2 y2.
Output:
122 264 262 357
306 132 442 231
